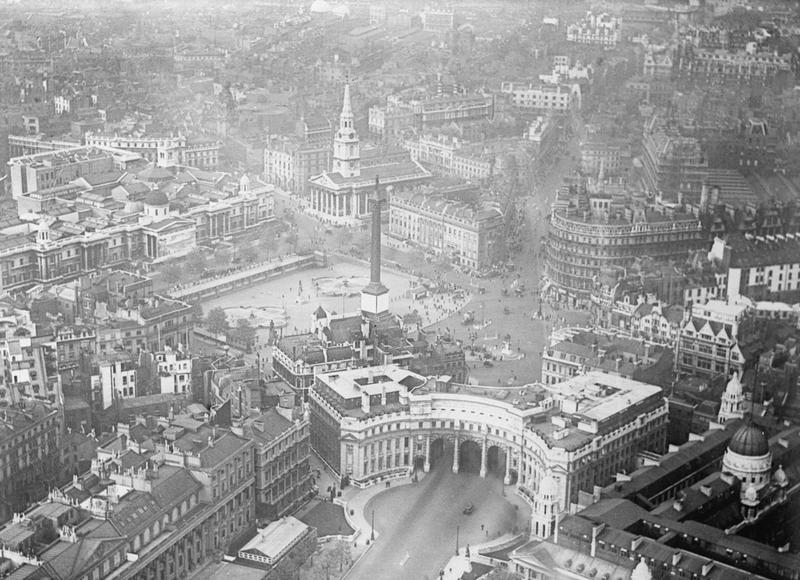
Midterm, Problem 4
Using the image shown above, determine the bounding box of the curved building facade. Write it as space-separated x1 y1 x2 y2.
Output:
545 207 705 303
309 365 667 511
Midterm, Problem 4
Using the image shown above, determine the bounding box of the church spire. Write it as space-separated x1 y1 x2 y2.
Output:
341 82 353 126
332 82 360 178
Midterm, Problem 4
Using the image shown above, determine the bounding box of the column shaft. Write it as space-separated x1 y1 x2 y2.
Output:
504 445 512 485
480 436 488 478
424 435 431 473
452 435 459 474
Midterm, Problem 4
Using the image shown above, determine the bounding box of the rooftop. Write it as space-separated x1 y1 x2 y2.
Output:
727 233 800 269
317 364 427 402
239 516 310 562
244 408 294 444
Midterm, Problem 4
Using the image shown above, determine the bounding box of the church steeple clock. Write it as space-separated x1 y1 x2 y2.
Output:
332 82 360 178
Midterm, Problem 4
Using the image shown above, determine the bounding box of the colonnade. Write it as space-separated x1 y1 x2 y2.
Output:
311 188 368 218
421 432 514 484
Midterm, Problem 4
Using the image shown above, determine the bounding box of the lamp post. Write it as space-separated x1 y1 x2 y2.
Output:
455 525 459 556
371 509 375 541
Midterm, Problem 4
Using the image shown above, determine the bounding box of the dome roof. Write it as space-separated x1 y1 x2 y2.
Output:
331 3 350 16
538 470 558 501
144 190 169 206
310 0 331 13
774 464 789 487
729 423 769 457
631 558 652 580
725 372 742 397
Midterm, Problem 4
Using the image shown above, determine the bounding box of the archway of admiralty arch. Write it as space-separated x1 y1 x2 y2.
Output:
487 444 517 483
413 437 518 483
428 437 452 469
458 439 482 474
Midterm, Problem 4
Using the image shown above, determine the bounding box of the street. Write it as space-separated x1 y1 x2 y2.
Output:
348 454 529 580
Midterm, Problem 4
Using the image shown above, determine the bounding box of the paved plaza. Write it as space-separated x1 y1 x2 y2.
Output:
347 453 530 580
200 257 470 337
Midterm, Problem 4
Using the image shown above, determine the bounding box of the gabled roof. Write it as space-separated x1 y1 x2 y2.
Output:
246 407 293 443
40 520 126 580
328 315 362 344
198 431 250 469
137 164 173 182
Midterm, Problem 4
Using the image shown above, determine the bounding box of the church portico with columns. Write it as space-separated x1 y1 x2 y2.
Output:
307 83 431 226
309 164 431 225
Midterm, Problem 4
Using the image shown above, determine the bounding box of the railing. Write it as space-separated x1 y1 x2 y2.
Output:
550 212 701 237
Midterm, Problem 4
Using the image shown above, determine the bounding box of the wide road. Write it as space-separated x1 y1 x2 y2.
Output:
348 453 530 580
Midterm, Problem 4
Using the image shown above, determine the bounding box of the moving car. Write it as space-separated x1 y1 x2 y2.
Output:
463 504 474 515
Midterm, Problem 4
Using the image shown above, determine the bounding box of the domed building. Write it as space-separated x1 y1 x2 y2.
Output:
722 422 771 491
309 0 332 13
718 371 745 423
631 558 652 580
143 189 170 220
331 3 350 18
531 470 559 540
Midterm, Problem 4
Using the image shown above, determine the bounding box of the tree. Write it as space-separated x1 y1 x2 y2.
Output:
329 540 352 572
240 245 259 264
259 235 276 261
185 249 207 274
163 264 185 285
304 551 334 580
336 228 353 251
286 231 299 253
216 247 233 266
205 307 229 335
231 317 257 347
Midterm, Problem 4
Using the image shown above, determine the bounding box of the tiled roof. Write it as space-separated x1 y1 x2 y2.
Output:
728 234 800 269
150 465 203 508
40 521 126 580
198 431 250 469
246 408 293 443
326 345 355 361
328 315 362 344
108 490 162 535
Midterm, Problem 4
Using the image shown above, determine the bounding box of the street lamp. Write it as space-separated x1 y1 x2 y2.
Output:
371 509 375 541
455 524 459 556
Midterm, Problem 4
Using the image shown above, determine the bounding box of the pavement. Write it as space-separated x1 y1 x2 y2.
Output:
339 470 424 547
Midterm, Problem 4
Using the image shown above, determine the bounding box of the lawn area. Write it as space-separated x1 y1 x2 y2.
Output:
297 499 355 537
